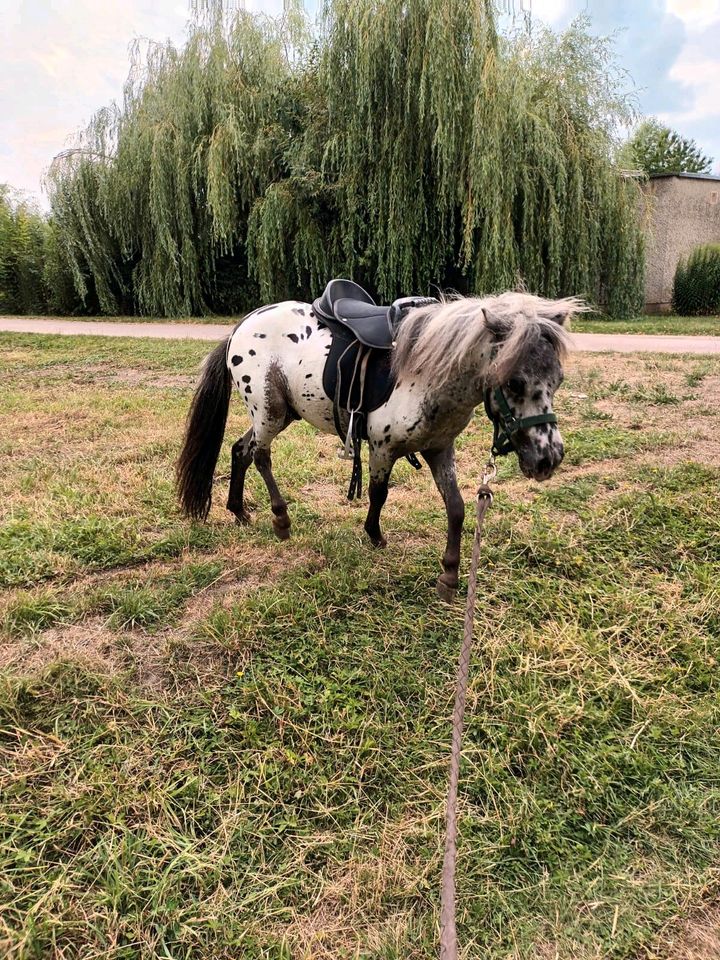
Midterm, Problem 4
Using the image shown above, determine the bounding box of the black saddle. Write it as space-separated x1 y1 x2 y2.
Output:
313 278 432 349
312 279 437 499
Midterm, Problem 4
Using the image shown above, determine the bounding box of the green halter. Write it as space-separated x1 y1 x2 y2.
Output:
484 386 558 457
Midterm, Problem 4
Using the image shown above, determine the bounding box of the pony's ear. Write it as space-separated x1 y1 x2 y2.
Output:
481 308 513 340
544 297 589 326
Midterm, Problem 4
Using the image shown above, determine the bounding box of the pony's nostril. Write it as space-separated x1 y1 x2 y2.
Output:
557 443 565 462
537 455 551 475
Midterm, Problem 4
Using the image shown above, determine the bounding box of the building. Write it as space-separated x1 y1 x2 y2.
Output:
641 172 720 314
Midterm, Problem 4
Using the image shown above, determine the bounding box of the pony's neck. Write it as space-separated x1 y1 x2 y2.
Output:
420 346 489 418
435 329 494 407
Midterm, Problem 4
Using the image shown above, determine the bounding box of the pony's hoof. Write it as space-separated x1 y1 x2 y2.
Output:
436 578 458 603
272 521 291 541
371 536 387 549
234 512 252 526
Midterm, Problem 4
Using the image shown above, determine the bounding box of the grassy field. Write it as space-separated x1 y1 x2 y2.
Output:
3 312 720 337
1 333 720 959
572 316 720 336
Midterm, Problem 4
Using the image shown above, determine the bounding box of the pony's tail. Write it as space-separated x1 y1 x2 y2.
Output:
176 338 233 520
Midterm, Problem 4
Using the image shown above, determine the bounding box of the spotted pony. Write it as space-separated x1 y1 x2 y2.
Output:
176 291 582 598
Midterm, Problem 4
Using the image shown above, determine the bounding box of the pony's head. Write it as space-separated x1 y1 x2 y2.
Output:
481 294 582 480
393 292 584 481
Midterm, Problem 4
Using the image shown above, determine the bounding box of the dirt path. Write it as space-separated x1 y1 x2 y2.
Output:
2 316 720 353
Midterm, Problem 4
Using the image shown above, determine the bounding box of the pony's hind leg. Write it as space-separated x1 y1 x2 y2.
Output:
254 445 291 540
227 428 255 524
251 362 296 540
422 445 465 602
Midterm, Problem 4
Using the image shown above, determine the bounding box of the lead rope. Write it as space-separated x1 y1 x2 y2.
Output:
440 456 496 960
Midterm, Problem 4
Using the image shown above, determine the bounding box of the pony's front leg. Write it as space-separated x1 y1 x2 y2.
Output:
422 445 465 602
364 451 395 548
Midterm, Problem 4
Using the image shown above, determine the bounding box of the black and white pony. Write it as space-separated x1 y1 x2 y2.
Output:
177 292 580 598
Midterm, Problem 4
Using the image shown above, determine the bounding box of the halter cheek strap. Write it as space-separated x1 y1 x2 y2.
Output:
484 386 558 458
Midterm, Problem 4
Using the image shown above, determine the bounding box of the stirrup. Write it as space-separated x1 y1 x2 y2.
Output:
338 410 356 460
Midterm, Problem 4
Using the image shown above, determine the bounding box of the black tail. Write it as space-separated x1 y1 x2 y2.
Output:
176 338 233 520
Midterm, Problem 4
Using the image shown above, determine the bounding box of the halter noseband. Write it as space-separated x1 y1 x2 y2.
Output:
484 386 558 458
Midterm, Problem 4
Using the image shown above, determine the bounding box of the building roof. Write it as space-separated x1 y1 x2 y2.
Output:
648 171 720 182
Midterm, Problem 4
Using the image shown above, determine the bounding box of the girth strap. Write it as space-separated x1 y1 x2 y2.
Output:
333 342 423 500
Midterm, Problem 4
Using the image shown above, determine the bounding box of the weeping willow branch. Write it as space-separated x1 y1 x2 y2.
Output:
46 0 644 317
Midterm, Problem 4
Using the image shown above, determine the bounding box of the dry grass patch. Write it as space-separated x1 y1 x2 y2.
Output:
642 904 720 960
270 816 438 959
1 544 324 695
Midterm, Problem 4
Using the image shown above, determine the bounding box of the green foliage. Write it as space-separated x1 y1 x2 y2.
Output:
0 184 82 315
46 2 645 318
621 118 713 177
673 243 720 316
0 185 47 314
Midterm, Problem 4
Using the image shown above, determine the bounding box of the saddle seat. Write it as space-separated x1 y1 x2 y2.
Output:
313 278 434 349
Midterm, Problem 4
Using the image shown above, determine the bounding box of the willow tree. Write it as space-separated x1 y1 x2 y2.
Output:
48 0 645 317
48 9 298 316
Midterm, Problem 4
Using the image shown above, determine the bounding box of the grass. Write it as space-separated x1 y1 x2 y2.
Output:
572 314 720 336
1 336 720 958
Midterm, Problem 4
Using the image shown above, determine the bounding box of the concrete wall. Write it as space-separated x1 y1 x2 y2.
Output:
642 174 720 313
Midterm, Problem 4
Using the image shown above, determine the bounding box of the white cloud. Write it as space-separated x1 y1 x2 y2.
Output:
526 0 569 24
664 53 720 122
666 0 720 27
0 0 188 206
659 2 720 124
659 0 720 171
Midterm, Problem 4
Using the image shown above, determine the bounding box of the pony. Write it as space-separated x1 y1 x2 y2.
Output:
177 291 580 599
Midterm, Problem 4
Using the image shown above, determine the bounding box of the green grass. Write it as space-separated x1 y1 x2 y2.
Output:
573 314 720 336
1 335 720 958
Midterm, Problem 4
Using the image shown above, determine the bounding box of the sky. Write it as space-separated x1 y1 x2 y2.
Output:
1 0 719 210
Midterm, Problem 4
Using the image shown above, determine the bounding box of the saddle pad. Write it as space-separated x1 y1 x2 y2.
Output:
321 325 395 439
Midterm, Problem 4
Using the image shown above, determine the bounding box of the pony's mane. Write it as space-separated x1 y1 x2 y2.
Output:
392 291 584 388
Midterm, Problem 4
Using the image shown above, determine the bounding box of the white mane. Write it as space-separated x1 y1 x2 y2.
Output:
392 291 585 388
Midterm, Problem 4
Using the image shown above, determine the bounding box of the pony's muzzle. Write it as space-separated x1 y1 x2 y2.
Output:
518 434 564 481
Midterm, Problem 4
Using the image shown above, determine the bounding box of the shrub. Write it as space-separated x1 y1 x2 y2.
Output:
673 243 720 316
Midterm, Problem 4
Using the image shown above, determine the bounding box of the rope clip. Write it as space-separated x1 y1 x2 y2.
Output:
480 456 497 489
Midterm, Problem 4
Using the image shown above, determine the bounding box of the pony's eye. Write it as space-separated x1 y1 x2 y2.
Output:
508 377 526 396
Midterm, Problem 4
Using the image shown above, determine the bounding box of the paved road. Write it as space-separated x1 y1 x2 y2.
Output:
0 317 234 342
2 316 720 354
